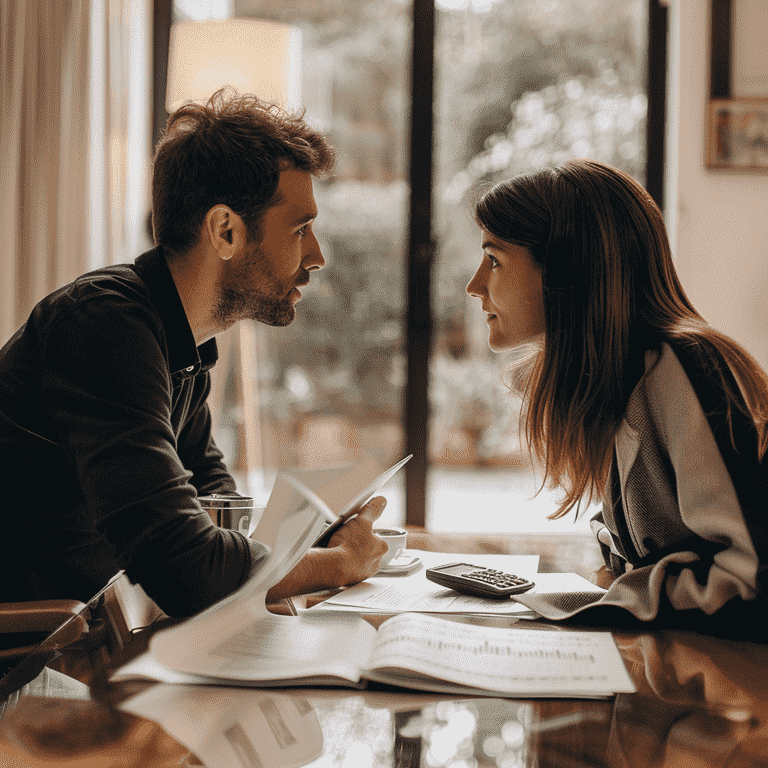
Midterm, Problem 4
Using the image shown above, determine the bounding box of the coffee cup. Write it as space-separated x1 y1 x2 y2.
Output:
374 527 408 567
198 495 265 536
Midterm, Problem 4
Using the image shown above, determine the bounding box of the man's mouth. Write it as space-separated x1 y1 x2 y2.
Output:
290 277 309 300
292 276 310 297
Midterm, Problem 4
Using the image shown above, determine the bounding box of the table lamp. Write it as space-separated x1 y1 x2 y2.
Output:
166 17 302 111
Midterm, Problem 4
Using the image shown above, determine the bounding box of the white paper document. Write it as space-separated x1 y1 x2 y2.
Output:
362 613 635 698
313 551 603 617
109 466 626 701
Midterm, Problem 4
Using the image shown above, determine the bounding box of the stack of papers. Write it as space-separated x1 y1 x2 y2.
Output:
109 458 629 701
311 550 605 618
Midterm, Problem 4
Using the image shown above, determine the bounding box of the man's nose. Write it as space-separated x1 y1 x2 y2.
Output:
304 232 325 271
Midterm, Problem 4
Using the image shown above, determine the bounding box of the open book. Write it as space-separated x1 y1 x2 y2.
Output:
114 610 635 699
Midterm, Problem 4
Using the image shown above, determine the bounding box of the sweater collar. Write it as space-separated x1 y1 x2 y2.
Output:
131 246 218 378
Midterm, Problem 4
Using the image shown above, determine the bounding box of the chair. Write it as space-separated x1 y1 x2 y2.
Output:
0 599 98 699
0 600 91 668
0 573 162 699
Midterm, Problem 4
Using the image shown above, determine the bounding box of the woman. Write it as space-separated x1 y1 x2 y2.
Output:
466 158 768 629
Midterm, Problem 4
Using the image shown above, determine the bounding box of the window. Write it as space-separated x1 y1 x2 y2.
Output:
429 0 649 531
225 0 410 520
164 0 654 530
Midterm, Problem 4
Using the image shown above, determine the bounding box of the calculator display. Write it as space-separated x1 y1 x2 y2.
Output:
436 564 486 576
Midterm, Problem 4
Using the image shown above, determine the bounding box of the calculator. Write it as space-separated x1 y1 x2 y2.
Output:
425 563 535 599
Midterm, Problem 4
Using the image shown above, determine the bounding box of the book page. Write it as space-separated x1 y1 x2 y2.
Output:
152 611 377 685
207 612 376 683
280 453 383 516
365 613 635 697
244 476 333 596
311 454 412 546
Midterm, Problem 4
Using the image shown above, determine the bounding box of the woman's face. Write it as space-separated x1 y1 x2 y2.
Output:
466 229 546 352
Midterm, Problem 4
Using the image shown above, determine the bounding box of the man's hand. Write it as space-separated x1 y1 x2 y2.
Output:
265 496 389 602
325 496 390 583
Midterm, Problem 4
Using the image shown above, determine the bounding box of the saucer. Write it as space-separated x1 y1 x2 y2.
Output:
376 554 423 576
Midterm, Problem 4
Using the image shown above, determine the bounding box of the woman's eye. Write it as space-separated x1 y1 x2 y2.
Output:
487 254 499 268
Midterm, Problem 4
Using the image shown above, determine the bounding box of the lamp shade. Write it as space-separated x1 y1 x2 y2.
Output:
166 18 302 112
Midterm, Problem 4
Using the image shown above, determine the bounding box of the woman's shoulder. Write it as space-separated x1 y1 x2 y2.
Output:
642 334 737 399
632 341 709 434
644 333 765 482
633 335 749 451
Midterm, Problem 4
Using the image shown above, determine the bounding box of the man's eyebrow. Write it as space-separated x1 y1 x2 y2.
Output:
288 209 318 226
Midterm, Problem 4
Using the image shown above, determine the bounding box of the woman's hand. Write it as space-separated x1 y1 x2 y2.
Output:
589 565 616 590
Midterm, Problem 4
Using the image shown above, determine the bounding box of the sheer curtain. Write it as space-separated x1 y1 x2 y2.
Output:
0 0 151 344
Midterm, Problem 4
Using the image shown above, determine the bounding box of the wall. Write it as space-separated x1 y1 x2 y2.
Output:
665 0 768 370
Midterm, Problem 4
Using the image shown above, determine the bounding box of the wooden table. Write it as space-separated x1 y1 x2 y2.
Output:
2 531 767 768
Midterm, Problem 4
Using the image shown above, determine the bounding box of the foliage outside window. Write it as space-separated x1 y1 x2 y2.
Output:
223 0 647 476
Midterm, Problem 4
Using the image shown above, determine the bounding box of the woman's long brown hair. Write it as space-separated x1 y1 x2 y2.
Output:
475 159 768 518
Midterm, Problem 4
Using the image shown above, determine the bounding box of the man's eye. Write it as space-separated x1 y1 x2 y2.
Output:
297 225 308 238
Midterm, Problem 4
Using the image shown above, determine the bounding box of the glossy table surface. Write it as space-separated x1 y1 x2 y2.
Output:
2 531 767 768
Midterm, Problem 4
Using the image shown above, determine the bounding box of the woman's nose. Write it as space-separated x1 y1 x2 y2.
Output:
466 269 484 297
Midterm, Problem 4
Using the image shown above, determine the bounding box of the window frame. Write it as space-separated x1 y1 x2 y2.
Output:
152 0 668 527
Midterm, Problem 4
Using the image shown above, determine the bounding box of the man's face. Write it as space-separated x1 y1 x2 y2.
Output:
214 167 324 327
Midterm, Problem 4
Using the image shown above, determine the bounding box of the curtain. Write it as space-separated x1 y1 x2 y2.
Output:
0 0 151 344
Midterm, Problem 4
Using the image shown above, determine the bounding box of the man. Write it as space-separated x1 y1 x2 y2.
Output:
0 90 387 617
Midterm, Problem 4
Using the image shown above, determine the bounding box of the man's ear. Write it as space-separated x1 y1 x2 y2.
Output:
204 206 245 260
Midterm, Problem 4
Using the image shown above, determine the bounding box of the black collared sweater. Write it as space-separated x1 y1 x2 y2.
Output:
0 247 267 616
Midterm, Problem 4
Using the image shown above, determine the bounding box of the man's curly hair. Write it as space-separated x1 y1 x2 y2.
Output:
151 88 336 256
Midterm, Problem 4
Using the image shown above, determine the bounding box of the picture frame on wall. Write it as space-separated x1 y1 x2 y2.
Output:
706 98 768 171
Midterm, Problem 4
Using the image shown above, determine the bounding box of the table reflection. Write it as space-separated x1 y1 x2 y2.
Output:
604 631 768 768
110 628 768 768
120 685 324 768
2 628 768 768
393 699 535 768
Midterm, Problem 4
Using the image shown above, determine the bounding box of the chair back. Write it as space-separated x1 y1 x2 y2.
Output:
0 573 163 698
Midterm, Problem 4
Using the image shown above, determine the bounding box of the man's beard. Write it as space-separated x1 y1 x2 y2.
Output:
213 243 306 328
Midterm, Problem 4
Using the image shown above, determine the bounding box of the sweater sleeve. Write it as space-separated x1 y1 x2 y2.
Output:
640 342 764 614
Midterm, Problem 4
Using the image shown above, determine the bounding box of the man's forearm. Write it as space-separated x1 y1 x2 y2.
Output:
265 548 344 601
